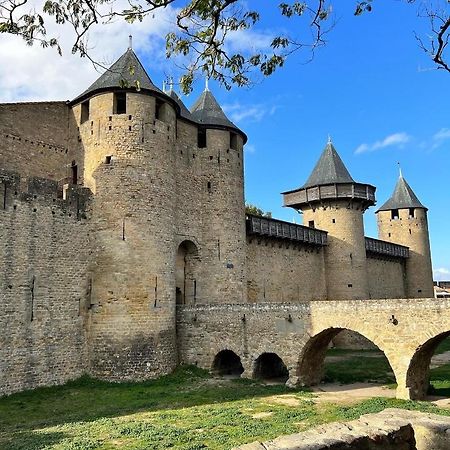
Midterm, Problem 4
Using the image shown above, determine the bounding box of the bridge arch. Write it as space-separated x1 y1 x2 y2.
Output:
253 352 289 383
296 327 397 386
406 331 450 400
212 349 244 377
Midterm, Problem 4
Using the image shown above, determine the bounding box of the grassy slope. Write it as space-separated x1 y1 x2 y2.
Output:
1 366 450 450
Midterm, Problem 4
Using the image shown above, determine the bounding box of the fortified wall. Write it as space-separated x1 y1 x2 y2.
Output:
0 44 436 397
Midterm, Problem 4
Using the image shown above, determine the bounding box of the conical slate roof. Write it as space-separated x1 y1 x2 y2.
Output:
303 141 354 188
377 175 427 212
71 48 163 104
190 89 237 129
168 90 192 121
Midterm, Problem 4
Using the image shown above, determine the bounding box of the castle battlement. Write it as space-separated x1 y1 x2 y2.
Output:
0 45 434 398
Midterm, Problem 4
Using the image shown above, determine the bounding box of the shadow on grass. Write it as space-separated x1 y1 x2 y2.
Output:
0 366 308 434
0 430 67 450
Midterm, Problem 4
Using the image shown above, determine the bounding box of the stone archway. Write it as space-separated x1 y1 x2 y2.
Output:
297 327 395 386
176 240 199 305
212 350 244 377
406 331 450 400
253 352 289 383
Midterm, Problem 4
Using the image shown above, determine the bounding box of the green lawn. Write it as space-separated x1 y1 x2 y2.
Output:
1 364 450 450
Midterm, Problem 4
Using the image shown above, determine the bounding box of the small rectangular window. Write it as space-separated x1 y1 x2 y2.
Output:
114 93 126 114
332 218 336 223
391 209 399 220
308 220 315 228
348 284 353 288
105 155 112 164
198 128 207 148
81 100 89 124
230 132 238 150
409 208 415 218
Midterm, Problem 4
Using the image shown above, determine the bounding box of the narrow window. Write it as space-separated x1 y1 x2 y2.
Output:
391 209 399 220
230 132 238 150
114 93 127 114
81 100 89 124
409 208 415 218
105 155 112 164
332 218 336 223
207 181 212 193
71 160 78 184
348 284 353 288
198 128 207 148
155 99 164 121
308 220 315 228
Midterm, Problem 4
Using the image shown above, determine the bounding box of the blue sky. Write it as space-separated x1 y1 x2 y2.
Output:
1 1 448 278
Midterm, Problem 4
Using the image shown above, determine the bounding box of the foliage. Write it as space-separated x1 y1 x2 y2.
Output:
245 203 272 218
0 1 448 93
2 365 450 449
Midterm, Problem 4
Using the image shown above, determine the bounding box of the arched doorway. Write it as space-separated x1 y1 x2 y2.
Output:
297 328 395 387
253 353 289 383
176 240 199 305
406 331 450 400
212 350 244 377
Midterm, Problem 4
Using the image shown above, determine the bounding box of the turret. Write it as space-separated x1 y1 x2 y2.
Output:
283 139 376 300
70 46 179 380
376 173 433 298
189 85 248 303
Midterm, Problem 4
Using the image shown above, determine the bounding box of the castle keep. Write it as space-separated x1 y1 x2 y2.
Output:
0 47 435 398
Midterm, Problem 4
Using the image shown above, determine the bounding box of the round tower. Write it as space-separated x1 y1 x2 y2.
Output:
283 139 376 300
70 47 180 380
376 173 433 298
189 85 247 303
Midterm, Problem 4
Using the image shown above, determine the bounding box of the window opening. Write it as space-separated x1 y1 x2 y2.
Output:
409 208 415 218
230 132 238 150
105 155 112 164
391 209 399 220
114 92 127 114
81 100 89 124
308 220 315 228
71 160 78 184
198 128 207 148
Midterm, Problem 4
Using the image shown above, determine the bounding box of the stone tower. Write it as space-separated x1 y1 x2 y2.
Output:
283 140 376 300
376 173 433 298
70 48 180 380
190 87 247 303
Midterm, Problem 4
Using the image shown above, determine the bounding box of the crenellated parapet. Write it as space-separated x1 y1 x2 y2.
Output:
0 168 91 219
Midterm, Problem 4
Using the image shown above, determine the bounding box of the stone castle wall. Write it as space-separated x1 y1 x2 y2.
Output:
0 169 91 396
246 236 327 302
367 255 406 299
0 102 80 181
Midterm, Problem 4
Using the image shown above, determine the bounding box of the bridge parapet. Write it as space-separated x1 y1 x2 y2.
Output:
177 298 450 401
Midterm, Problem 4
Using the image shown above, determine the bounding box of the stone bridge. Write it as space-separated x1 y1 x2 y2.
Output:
176 298 450 400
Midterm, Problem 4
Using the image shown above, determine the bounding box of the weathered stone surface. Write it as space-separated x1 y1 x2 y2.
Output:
233 409 450 450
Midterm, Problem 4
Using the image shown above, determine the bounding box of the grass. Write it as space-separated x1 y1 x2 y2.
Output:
1 362 450 449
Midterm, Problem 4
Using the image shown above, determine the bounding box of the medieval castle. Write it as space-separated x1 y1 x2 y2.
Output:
0 46 434 396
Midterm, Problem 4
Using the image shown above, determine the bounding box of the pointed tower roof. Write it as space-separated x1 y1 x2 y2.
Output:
303 140 354 188
282 138 376 211
190 89 236 128
70 48 163 105
168 90 193 121
377 175 427 212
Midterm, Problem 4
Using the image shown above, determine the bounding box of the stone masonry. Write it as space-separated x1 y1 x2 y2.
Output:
0 45 438 398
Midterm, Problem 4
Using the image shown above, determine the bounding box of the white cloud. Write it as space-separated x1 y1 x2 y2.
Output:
354 132 411 155
223 102 278 124
0 2 177 102
431 128 450 150
434 267 450 281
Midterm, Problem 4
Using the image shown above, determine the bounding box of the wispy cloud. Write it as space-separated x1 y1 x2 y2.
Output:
434 267 450 281
354 132 411 155
431 128 450 150
223 102 278 124
245 144 256 154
